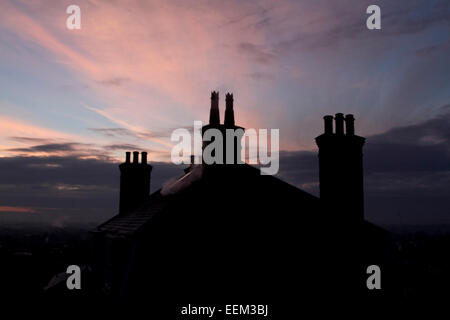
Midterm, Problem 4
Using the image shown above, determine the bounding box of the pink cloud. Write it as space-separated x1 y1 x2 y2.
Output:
0 114 75 144
0 0 279 131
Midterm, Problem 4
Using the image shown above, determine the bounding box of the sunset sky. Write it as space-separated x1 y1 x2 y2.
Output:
0 0 449 226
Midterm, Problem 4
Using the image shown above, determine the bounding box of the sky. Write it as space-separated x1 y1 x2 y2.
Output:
0 0 449 227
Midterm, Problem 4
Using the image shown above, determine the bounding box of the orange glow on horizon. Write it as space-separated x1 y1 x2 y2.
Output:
0 206 36 213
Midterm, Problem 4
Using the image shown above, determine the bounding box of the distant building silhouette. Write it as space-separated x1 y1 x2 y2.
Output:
92 92 391 310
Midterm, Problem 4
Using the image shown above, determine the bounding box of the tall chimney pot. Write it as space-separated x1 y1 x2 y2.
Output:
345 114 355 136
141 152 148 165
324 115 333 134
224 93 235 127
133 151 139 164
209 91 220 125
335 113 344 136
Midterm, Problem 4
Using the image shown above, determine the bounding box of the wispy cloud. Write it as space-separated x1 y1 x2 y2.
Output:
237 42 275 65
9 136 52 144
0 206 35 213
89 128 136 138
104 143 142 151
97 77 131 87
9 143 84 153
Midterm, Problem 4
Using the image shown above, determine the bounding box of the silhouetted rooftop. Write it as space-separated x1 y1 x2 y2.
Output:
96 163 320 237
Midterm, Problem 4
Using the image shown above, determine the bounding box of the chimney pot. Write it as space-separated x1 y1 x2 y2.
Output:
224 92 235 127
141 152 148 165
125 151 131 163
133 151 139 164
323 115 333 134
209 91 220 125
345 114 355 136
335 113 344 136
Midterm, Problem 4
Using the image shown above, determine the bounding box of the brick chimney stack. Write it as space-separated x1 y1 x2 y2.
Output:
315 114 365 222
202 91 244 167
119 151 152 215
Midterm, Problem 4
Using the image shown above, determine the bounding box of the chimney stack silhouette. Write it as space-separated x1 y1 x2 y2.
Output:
209 91 220 126
202 91 244 166
315 114 365 222
119 151 152 215
224 93 235 128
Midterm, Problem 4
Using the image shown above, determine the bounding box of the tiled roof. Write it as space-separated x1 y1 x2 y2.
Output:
96 192 167 236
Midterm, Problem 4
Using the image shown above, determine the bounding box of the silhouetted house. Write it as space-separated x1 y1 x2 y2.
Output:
93 92 391 308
